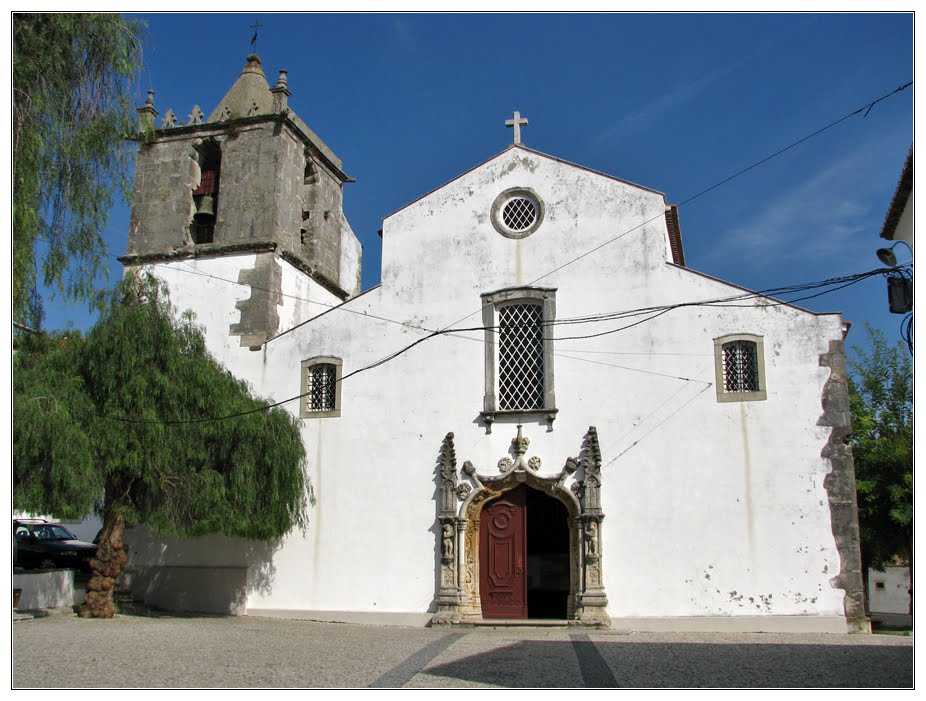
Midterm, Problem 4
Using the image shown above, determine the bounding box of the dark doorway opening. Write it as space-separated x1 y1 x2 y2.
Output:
479 485 571 620
526 487 570 619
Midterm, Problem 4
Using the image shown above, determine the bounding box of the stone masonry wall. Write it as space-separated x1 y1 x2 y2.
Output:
126 118 353 297
128 133 206 253
819 339 869 633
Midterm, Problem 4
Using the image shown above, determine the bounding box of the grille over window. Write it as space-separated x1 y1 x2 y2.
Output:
722 341 759 393
308 363 337 412
502 197 537 232
498 303 544 410
491 188 544 238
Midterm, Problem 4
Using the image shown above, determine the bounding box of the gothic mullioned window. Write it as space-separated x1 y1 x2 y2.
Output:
191 139 221 244
481 287 557 429
714 334 767 402
301 357 342 418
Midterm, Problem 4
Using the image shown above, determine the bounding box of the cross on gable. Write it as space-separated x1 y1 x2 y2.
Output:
505 111 528 145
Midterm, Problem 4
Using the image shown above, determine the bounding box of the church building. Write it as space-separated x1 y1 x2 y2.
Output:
118 54 867 633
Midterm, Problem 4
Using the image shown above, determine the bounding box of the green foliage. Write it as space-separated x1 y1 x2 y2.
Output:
14 273 309 541
848 325 912 570
13 13 144 327
14 332 102 519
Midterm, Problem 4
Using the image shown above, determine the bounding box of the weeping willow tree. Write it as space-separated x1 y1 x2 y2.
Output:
14 273 309 618
13 13 144 328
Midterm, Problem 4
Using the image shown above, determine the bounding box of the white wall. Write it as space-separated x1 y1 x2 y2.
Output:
135 148 850 624
868 567 911 615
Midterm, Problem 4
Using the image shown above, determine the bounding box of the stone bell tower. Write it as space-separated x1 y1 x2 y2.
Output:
121 54 361 347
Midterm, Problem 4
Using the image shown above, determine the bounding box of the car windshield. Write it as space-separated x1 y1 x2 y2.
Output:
32 524 78 540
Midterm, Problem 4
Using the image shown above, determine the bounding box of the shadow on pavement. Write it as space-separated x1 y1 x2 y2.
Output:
421 639 913 688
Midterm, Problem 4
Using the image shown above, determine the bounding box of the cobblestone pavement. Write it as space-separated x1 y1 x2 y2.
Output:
13 613 913 688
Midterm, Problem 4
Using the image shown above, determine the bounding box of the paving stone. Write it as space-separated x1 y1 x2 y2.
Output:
12 615 913 688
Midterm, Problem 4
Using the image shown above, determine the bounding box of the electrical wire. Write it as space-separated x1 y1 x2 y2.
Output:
604 382 716 466
435 81 913 332
34 82 913 425
38 82 913 347
95 263 898 426
167 259 429 338
900 313 913 355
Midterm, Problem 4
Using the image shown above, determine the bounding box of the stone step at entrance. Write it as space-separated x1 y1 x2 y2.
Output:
459 619 610 629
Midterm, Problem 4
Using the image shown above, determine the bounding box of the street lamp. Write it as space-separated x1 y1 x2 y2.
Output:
876 240 913 267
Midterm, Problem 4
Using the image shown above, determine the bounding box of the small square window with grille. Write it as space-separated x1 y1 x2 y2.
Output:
722 341 760 393
307 363 337 412
498 303 544 410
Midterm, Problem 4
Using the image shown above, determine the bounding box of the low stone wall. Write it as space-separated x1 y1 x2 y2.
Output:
14 570 83 610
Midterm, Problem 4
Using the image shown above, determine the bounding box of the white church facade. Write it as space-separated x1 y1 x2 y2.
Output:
117 54 867 633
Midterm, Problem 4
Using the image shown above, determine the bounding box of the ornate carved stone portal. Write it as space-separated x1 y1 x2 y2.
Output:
431 426 609 626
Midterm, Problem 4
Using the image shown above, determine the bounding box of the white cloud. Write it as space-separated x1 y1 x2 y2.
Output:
600 64 735 141
704 145 887 267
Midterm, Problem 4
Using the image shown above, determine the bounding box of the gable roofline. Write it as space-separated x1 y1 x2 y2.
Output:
665 262 842 317
383 143 665 221
880 147 913 241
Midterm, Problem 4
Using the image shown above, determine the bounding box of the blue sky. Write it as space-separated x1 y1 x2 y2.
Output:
36 12 914 356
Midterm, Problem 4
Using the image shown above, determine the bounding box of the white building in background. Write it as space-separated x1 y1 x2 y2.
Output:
117 54 868 633
868 567 912 625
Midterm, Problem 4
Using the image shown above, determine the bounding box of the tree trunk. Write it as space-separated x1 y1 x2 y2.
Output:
78 511 127 618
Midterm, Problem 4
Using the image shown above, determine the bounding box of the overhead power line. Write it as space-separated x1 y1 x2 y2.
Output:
439 80 913 331
95 263 906 426
56 79 910 344
676 81 913 208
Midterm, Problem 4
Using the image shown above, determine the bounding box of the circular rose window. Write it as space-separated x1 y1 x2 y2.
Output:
491 188 544 239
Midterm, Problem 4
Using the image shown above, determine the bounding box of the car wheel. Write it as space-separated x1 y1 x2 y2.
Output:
39 557 56 569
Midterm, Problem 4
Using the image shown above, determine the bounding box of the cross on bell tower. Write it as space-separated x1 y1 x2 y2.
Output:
250 20 263 52
505 111 528 145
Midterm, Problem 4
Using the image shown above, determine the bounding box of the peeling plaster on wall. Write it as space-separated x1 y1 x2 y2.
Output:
120 141 855 628
818 339 868 633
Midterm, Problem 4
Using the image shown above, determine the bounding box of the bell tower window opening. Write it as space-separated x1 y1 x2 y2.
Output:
191 140 221 244
301 159 318 247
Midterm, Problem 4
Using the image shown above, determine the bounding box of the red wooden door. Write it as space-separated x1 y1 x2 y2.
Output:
480 487 527 619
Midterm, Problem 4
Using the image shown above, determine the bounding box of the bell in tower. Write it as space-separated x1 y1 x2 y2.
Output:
122 53 362 348
191 140 221 244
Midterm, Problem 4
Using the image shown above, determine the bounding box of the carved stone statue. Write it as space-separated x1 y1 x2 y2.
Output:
585 521 598 558
442 524 454 561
